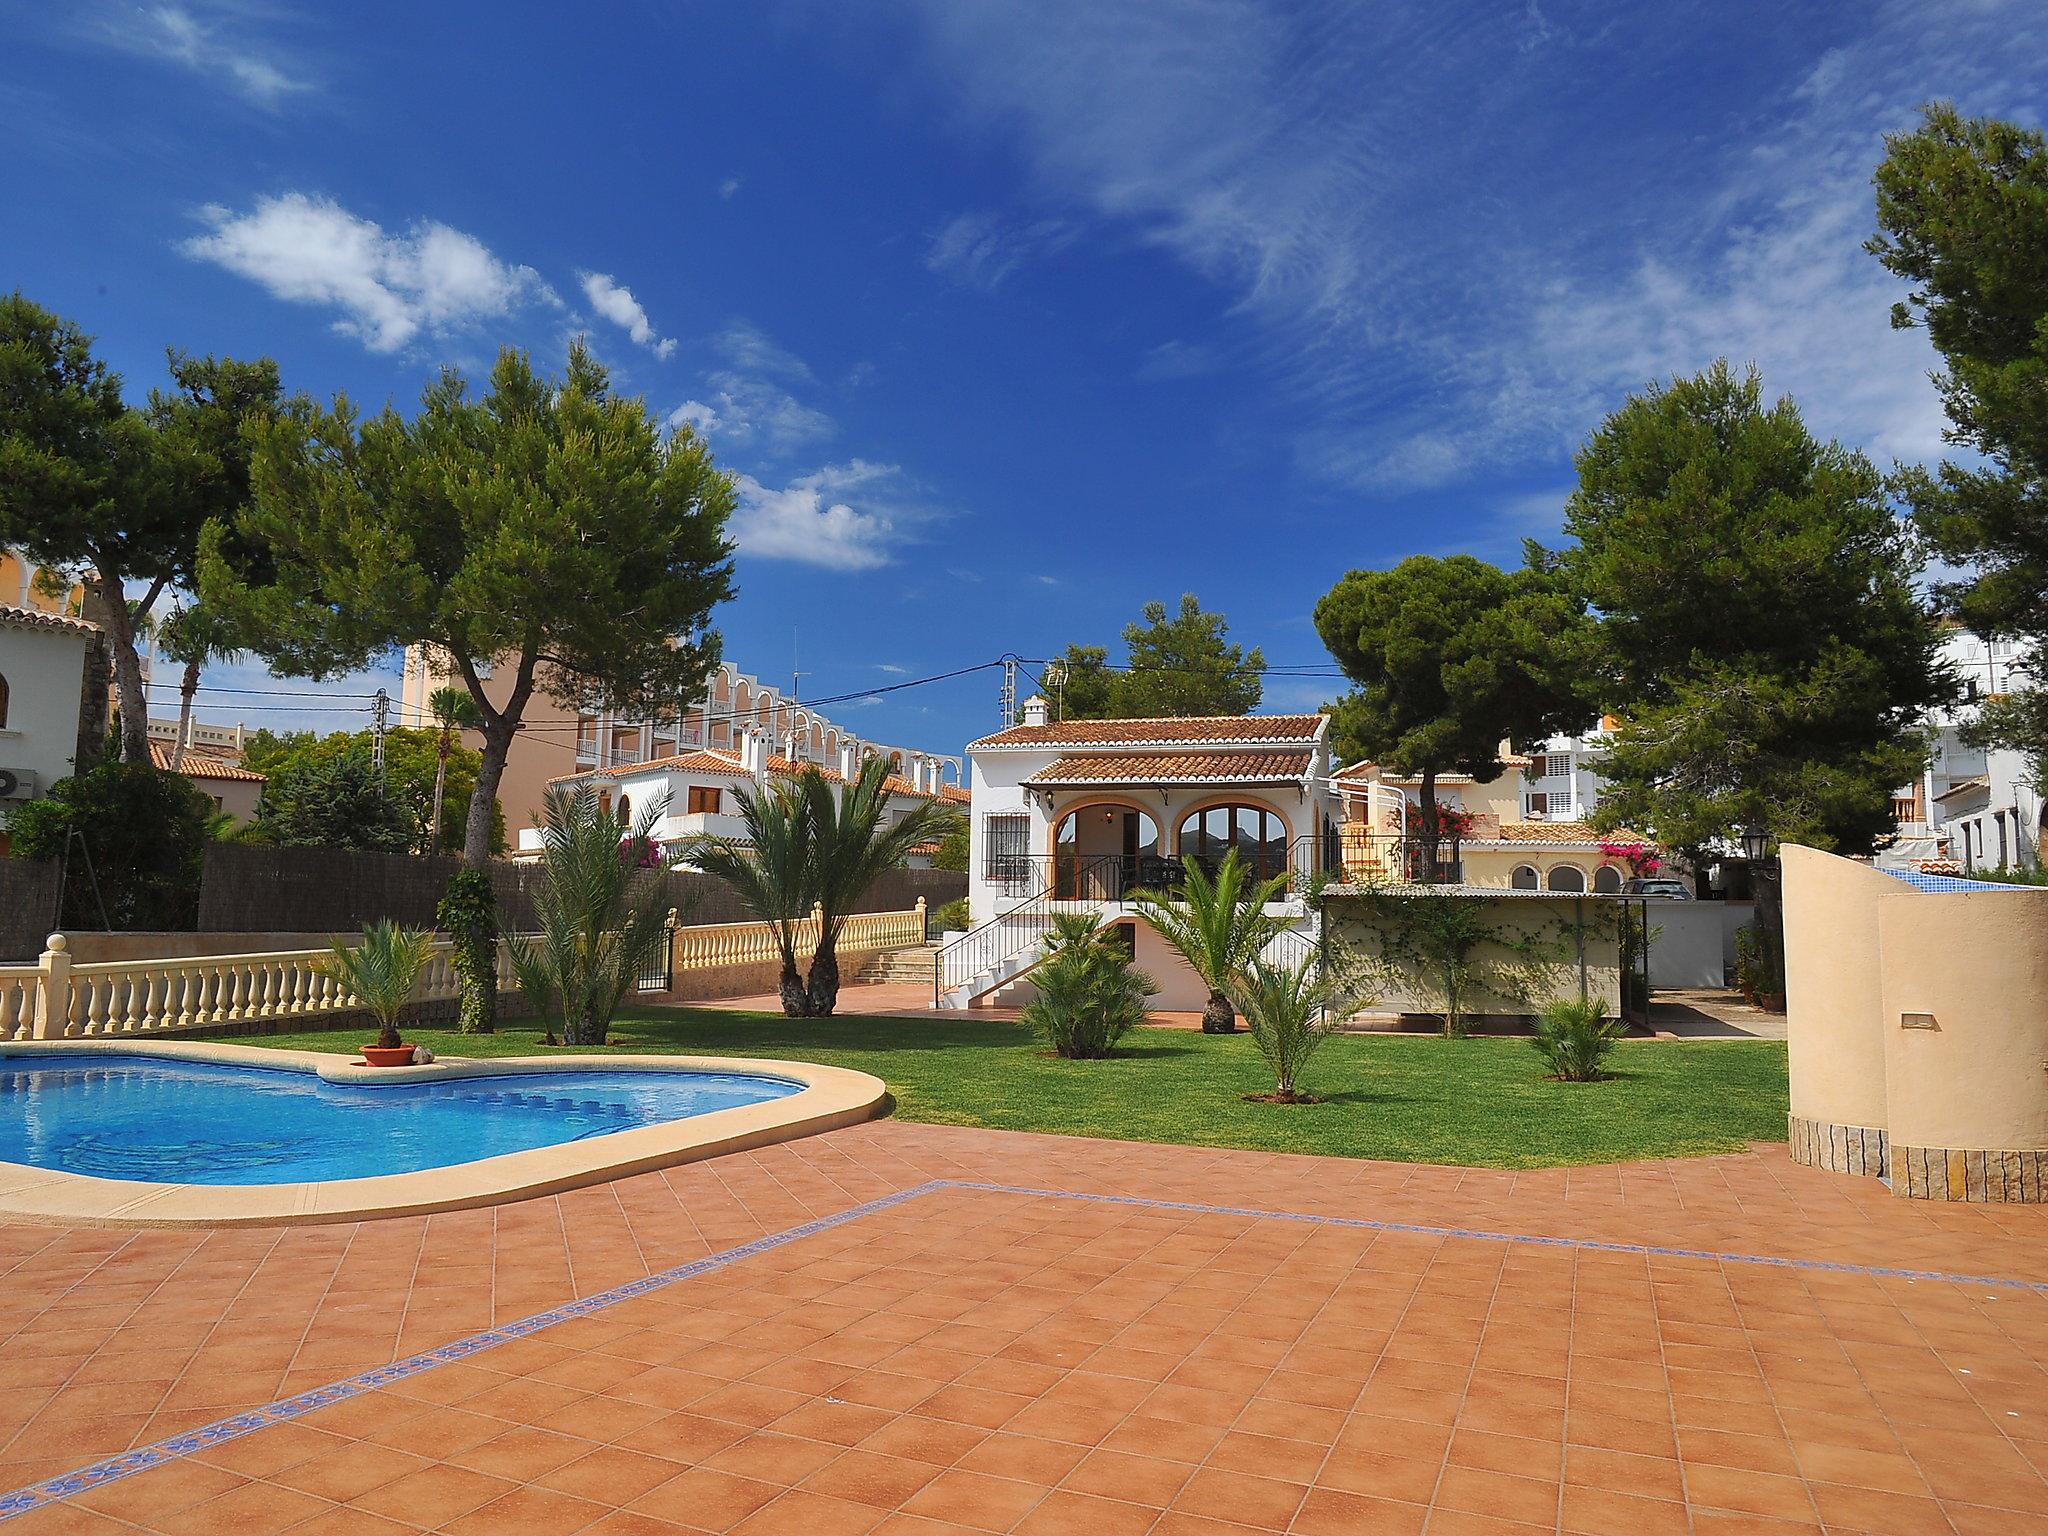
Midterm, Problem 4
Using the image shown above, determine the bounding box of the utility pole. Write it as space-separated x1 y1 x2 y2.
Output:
372 688 391 778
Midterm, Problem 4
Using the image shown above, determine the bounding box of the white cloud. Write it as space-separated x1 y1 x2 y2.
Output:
668 373 834 454
893 0 2046 491
876 663 911 674
1135 339 1215 382
98 2 309 107
719 175 744 200
668 400 720 436
730 460 939 571
579 272 676 359
924 210 1076 289
183 193 555 353
715 320 814 382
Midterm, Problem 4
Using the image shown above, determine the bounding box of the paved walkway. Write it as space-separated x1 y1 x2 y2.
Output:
1648 990 1789 1042
1 1122 2044 1533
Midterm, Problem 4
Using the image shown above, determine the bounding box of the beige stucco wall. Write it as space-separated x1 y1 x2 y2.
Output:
1877 886 2048 1152
1783 845 1892 1134
1785 845 2048 1197
1325 893 1622 1019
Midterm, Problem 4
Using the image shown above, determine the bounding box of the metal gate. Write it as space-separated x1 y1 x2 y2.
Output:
636 925 674 992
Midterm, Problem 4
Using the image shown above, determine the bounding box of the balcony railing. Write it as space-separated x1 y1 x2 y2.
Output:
1334 828 1464 884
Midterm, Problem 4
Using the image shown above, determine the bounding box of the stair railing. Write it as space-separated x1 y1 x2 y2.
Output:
935 853 1124 1003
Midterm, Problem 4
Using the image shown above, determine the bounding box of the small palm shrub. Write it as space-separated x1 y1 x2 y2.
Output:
1019 914 1155 1060
1229 954 1366 1103
1130 848 1290 1034
1530 997 1626 1082
319 920 437 1049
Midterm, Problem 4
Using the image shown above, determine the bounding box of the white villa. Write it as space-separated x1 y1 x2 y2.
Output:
947 701 1336 1009
535 727 968 864
1887 628 2041 875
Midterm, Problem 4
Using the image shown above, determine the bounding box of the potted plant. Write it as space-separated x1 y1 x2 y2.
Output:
319 919 437 1065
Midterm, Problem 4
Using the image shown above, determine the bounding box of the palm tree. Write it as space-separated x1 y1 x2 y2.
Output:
800 757 961 1015
508 784 676 1046
156 605 239 771
689 775 818 1016
425 685 483 854
1018 913 1156 1059
1130 848 1291 1034
318 920 437 1051
1229 952 1372 1102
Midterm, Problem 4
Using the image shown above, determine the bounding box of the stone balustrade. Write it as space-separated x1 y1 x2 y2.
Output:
2 902 927 1041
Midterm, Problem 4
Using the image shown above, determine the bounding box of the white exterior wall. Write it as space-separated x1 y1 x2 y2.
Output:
0 623 94 805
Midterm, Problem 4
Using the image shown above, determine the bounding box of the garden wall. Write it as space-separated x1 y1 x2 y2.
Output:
0 860 63 961
196 844 962 934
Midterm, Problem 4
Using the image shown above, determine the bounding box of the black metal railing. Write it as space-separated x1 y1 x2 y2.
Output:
1332 828 1463 884
937 854 1123 1001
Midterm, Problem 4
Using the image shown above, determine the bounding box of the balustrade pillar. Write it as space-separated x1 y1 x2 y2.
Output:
32 936 71 1041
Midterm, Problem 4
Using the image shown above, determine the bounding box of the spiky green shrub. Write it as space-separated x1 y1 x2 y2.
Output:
509 785 675 1046
1019 914 1155 1060
1130 848 1290 1034
318 919 437 1049
1530 997 1627 1082
1228 953 1370 1102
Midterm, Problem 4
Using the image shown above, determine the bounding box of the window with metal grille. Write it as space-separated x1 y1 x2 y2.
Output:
984 813 1031 880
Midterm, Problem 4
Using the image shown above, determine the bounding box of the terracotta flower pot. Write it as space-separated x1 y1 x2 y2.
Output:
361 1044 417 1067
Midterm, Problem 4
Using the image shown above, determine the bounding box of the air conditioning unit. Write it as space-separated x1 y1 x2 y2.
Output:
0 768 37 800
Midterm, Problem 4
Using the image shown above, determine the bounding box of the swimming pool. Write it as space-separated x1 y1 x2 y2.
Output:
0 1053 804 1185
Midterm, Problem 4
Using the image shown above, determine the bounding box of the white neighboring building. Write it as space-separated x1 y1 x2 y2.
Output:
1889 629 2041 875
948 702 1334 1009
529 728 967 864
0 606 105 832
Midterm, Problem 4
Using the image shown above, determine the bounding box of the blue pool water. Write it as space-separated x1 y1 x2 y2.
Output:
0 1055 803 1185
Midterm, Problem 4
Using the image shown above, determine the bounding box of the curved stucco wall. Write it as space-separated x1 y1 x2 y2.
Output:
1879 886 2048 1152
1783 845 1891 1134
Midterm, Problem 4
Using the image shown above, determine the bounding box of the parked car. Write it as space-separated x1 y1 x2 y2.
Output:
1623 877 1692 899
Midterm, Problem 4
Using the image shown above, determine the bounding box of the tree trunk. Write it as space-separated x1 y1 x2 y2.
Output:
431 730 451 856
1418 767 1440 884
778 958 812 1017
83 576 152 765
171 657 200 771
376 1020 403 1050
1201 988 1237 1034
806 934 841 1016
453 717 512 1035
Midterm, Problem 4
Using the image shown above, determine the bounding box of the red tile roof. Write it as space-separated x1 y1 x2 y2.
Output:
1474 821 1638 846
1022 750 1316 786
970 715 1325 750
148 742 266 782
0 604 100 638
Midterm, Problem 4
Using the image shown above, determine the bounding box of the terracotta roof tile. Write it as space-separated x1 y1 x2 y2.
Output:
1023 750 1315 786
0 604 99 638
970 714 1325 749
148 742 266 782
1475 821 1638 845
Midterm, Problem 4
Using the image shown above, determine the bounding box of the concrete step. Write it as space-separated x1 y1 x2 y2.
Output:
856 943 941 984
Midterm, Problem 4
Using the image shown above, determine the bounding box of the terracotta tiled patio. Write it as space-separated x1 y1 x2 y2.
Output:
3 1121 2047 1533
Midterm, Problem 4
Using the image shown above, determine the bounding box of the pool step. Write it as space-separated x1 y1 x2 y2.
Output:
856 943 940 985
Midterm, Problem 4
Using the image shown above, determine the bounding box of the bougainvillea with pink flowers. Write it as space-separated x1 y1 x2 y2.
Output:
1407 800 1476 838
1598 839 1660 877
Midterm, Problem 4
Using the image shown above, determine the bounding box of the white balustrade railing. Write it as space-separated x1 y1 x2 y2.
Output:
1 901 928 1041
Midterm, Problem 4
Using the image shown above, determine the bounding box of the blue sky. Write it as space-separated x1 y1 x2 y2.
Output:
6 1 2044 754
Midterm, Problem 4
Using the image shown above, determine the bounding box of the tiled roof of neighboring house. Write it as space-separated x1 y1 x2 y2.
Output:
1335 754 1532 784
554 748 969 804
0 603 100 638
1472 821 1634 846
1022 750 1317 786
148 742 266 782
1934 775 1991 804
970 715 1325 749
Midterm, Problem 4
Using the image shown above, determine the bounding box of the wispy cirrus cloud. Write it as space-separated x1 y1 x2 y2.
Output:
182 192 557 352
889 0 2045 491
924 210 1077 290
93 1 312 107
579 271 675 359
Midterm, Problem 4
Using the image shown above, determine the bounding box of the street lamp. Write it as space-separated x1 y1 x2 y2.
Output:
1740 824 1771 864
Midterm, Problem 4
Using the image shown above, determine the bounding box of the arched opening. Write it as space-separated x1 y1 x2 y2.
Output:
1176 803 1290 885
1592 865 1623 894
615 793 631 820
1054 803 1159 899
1546 864 1586 893
0 671 8 729
1510 864 1539 890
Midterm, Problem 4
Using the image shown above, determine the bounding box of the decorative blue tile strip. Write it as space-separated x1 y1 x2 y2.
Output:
948 1181 2048 1295
3 1172 2042 1522
0 1179 945 1522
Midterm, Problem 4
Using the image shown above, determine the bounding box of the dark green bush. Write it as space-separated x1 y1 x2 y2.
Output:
4 762 215 930
1019 914 1155 1059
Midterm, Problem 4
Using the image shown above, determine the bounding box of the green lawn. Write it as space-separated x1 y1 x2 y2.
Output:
218 1009 1790 1170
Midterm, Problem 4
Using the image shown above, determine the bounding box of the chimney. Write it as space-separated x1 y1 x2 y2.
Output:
912 758 929 795
839 743 857 780
1020 694 1050 728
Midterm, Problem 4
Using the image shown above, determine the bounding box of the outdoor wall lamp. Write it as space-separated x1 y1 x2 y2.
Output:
1741 824 1772 862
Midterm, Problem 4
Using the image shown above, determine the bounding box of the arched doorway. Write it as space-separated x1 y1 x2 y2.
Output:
1546 865 1586 893
1053 803 1159 899
1592 865 1622 894
1176 803 1290 884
